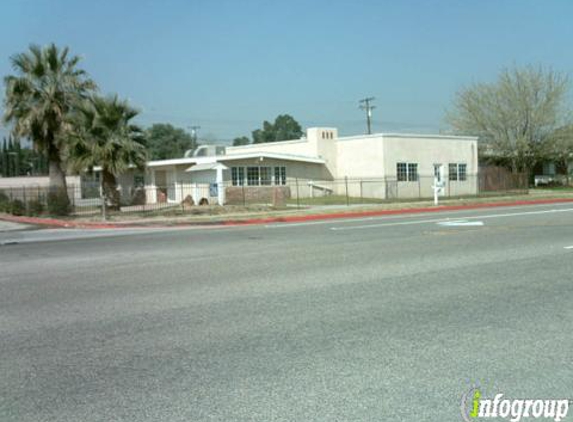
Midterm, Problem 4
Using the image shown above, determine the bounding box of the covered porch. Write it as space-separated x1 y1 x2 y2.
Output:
143 152 328 206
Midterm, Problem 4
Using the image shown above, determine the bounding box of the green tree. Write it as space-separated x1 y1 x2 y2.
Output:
1 138 7 177
13 138 21 176
446 66 570 173
232 136 250 146
69 95 147 210
252 114 303 144
145 123 194 159
7 137 14 176
3 43 96 208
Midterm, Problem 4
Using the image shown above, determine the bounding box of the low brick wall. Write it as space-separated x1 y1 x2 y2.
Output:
225 186 291 205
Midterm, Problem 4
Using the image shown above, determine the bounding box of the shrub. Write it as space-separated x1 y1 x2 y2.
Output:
27 200 45 216
0 191 9 212
9 199 25 216
130 187 146 206
47 191 71 216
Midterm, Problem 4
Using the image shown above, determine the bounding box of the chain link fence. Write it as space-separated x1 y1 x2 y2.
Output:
0 169 528 217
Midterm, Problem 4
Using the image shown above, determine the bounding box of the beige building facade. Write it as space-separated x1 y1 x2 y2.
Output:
88 127 478 205
224 127 479 200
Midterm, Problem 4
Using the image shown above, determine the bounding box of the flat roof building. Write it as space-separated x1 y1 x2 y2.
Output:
86 127 478 206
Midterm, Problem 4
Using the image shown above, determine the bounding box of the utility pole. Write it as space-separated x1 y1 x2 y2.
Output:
188 125 201 151
359 97 376 135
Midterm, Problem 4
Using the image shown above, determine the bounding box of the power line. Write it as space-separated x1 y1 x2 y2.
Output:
358 97 376 134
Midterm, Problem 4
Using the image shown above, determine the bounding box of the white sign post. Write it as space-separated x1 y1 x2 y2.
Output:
432 177 445 206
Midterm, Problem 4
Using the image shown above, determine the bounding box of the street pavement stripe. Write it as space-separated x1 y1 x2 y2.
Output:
263 203 573 230
330 207 573 231
437 220 484 227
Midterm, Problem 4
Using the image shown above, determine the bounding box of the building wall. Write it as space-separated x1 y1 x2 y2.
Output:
335 135 385 179
382 135 477 176
312 128 338 177
227 138 315 157
115 129 479 204
227 127 339 176
0 175 83 202
222 130 479 199
145 164 220 204
219 157 330 182
0 175 81 188
382 135 478 197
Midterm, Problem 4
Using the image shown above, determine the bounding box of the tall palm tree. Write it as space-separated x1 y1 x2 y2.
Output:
3 43 96 208
70 95 147 210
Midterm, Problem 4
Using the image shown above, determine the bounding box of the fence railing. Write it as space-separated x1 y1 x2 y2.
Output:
0 172 528 217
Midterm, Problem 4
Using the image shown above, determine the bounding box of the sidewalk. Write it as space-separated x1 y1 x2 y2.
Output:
2 190 573 230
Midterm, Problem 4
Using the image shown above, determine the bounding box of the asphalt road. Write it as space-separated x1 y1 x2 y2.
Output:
1 202 573 422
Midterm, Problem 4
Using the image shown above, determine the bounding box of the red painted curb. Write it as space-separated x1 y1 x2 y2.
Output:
2 197 573 229
221 197 573 226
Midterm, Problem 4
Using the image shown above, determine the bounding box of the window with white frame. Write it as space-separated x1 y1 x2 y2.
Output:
408 163 418 182
449 163 467 182
397 162 418 182
247 167 260 186
458 164 467 181
260 167 272 185
233 166 287 186
433 164 443 182
231 167 245 186
274 166 286 185
449 163 458 181
397 163 408 181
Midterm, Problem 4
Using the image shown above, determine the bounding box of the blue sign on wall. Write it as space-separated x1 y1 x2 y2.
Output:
209 183 218 197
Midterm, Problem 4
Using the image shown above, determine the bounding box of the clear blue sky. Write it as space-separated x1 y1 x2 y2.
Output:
1 0 572 144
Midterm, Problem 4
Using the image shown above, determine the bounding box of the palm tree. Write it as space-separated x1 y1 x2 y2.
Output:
3 43 96 210
69 95 147 210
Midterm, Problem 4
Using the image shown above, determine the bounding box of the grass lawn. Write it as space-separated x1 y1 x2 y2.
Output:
285 191 531 206
531 185 573 191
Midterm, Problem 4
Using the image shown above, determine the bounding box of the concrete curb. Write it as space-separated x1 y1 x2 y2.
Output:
0 214 122 229
220 197 573 226
2 197 573 229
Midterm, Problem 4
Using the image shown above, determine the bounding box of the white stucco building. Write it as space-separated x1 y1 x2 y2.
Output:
93 127 478 206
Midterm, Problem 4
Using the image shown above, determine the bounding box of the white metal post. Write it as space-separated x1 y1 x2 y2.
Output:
216 166 225 205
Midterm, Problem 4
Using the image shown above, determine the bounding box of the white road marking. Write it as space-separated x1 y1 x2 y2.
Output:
263 202 573 230
564 246 573 250
265 217 377 228
330 217 468 230
437 220 484 227
330 207 573 231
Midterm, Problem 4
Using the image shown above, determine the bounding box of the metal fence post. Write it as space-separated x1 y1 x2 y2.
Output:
295 177 300 209
100 180 106 221
71 185 75 213
345 176 349 206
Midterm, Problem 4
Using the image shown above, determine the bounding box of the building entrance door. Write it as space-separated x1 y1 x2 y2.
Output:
434 164 444 183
